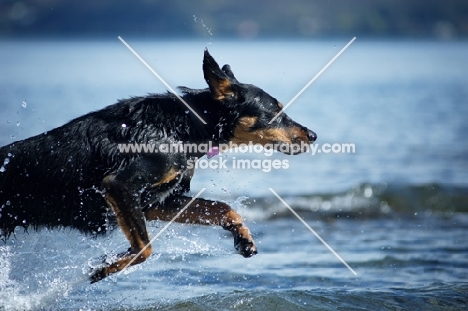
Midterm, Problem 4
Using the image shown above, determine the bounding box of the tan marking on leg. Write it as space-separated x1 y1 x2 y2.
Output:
144 198 226 224
101 246 152 276
92 176 154 282
145 198 234 225
104 193 149 251
144 198 257 257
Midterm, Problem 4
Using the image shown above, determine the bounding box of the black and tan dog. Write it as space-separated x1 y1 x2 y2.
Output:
0 50 316 282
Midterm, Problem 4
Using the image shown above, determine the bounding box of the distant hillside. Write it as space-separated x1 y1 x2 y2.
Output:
1 0 467 39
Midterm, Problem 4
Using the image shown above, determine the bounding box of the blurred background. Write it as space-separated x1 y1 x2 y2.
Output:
1 0 467 39
1 1 468 310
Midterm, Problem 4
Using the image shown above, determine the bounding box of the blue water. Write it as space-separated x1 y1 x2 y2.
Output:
1 40 468 310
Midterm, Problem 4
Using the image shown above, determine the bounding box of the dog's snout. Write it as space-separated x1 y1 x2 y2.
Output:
307 129 317 142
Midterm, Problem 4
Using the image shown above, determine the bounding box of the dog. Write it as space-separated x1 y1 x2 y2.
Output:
0 50 316 282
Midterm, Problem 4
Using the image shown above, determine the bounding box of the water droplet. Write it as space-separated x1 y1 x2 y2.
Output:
121 124 127 128
10 134 15 140
16 121 20 126
21 101 27 108
0 166 5 172
6 200 11 206
3 158 10 166
185 110 190 114
364 186 373 198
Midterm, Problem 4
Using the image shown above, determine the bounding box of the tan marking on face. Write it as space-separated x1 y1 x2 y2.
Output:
286 126 311 143
277 102 284 109
231 116 310 146
152 167 181 187
213 78 234 100
230 117 280 145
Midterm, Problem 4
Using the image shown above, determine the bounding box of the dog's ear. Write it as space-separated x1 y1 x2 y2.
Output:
203 49 235 100
222 64 239 83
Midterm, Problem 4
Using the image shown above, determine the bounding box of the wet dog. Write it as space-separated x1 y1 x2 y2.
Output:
0 50 316 282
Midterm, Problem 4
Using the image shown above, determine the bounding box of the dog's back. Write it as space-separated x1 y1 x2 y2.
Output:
0 90 221 239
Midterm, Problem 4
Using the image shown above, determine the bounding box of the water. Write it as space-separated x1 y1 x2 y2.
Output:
1 40 468 310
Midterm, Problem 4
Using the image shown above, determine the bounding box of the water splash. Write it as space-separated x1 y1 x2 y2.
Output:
193 15 213 45
1 158 9 173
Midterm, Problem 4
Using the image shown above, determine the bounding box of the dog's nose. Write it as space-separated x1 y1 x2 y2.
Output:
307 129 317 142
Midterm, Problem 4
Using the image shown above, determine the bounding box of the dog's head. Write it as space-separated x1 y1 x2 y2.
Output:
203 49 316 155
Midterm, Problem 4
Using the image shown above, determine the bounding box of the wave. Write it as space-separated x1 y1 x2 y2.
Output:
233 183 468 221
153 286 468 311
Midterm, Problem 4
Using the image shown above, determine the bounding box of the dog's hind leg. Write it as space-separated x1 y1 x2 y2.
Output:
90 173 151 283
145 197 257 257
90 156 183 283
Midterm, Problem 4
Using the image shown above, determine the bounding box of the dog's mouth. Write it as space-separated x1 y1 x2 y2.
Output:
273 141 309 155
273 128 317 155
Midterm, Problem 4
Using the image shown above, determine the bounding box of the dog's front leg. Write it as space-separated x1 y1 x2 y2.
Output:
145 196 257 257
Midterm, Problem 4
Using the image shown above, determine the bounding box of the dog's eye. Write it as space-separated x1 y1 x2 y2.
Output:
273 102 283 113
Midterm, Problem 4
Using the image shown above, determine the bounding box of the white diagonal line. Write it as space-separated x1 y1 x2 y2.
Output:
269 188 357 276
117 188 206 276
118 36 207 125
269 37 356 124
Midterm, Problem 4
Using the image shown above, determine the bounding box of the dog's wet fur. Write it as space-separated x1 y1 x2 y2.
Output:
0 50 316 282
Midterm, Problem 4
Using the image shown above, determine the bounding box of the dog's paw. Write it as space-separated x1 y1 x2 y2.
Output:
234 235 258 258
